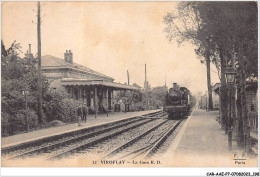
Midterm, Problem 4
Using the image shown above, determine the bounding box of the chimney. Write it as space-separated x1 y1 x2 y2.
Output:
28 44 32 54
25 44 33 58
64 50 73 64
173 83 178 89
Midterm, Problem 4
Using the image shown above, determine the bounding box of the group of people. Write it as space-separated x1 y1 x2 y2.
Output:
77 106 88 126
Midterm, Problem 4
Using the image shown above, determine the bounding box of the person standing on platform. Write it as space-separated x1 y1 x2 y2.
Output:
77 106 83 126
82 106 88 123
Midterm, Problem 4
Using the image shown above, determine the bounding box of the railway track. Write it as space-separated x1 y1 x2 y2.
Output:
50 111 169 159
2 111 164 160
103 119 182 160
143 110 167 118
44 118 155 160
3 110 185 161
55 118 168 159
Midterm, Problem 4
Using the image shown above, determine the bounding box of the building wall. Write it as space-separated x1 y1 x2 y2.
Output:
199 94 207 110
43 71 64 79
41 66 123 114
212 92 219 110
199 93 219 110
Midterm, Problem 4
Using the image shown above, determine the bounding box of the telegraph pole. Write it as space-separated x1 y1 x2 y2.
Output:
144 64 148 109
127 70 129 85
29 44 32 53
37 2 44 124
145 64 147 89
164 76 167 91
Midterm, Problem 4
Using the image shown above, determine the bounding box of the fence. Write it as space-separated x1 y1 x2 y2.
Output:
248 112 258 131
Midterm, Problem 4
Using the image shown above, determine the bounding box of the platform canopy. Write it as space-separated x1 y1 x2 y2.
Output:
61 78 140 90
213 83 221 95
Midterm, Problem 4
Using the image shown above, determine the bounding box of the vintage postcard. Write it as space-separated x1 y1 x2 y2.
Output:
1 1 258 172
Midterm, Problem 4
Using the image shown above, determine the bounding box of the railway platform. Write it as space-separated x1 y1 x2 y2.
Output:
1 109 160 149
164 108 258 167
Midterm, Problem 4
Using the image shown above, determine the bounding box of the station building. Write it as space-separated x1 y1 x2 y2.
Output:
40 50 139 115
198 90 219 110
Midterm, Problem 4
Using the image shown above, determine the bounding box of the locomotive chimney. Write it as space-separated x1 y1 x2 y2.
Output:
173 83 179 90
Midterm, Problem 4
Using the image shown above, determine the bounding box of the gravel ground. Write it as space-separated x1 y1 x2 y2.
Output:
113 119 177 159
3 111 172 161
67 118 183 160
3 117 147 159
41 118 152 159
152 119 186 156
67 119 166 159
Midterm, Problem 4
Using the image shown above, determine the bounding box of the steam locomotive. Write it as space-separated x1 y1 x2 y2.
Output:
163 83 196 119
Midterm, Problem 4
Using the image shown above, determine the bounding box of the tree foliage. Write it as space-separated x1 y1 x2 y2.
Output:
1 41 79 136
150 86 168 108
164 2 257 152
164 2 214 110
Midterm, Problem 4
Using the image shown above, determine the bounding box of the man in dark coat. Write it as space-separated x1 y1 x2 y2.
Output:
82 106 88 123
77 106 83 126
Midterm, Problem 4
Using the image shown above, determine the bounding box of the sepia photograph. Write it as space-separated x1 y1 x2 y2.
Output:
1 0 258 174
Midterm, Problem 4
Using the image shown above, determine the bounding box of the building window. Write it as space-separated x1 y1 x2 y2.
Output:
68 87 73 98
79 88 82 98
69 88 73 98
74 88 79 100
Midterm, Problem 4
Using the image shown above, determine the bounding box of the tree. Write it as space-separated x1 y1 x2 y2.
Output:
188 2 256 152
1 41 42 135
195 2 257 152
164 2 257 153
150 86 168 108
230 2 257 151
1 41 79 136
163 2 214 110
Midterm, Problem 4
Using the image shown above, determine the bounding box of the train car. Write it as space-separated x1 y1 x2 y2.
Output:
163 83 195 119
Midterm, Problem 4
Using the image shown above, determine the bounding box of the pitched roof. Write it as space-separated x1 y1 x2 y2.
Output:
41 55 114 80
60 78 140 90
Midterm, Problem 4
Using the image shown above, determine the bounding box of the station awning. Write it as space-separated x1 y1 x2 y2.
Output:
213 83 221 95
61 78 140 90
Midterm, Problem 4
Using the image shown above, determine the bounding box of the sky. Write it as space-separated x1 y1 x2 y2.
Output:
2 1 220 97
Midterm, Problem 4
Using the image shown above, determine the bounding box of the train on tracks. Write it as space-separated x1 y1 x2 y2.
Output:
163 83 196 119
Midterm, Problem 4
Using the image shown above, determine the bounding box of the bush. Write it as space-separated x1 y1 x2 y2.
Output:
1 109 38 136
43 88 81 124
87 107 95 114
60 98 78 123
1 112 10 137
47 120 65 127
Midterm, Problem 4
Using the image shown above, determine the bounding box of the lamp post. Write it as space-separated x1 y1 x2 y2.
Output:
225 65 236 151
206 90 208 111
22 89 29 132
52 87 57 94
